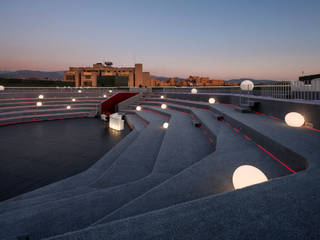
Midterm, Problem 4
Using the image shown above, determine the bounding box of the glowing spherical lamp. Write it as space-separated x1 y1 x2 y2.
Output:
72 98 76 102
109 90 113 93
240 80 254 91
232 165 268 190
161 104 167 109
103 94 107 98
285 112 305 127
191 88 198 94
160 95 164 99
136 106 142 111
0 85 5 91
208 98 216 104
163 122 169 129
38 94 44 99
36 102 42 107
66 105 71 109
78 90 82 93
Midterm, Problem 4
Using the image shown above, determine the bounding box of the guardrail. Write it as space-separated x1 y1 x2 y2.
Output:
152 82 320 101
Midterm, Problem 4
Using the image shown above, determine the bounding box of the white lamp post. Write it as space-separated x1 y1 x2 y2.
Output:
208 98 216 104
232 165 268 190
191 88 197 94
161 104 167 109
285 112 305 127
163 122 169 129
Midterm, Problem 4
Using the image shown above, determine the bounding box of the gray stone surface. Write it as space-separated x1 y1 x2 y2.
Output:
1 92 319 240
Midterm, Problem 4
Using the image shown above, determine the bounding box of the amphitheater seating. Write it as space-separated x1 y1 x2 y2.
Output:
0 91 319 240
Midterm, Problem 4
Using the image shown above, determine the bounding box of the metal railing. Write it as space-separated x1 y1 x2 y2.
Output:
152 81 320 102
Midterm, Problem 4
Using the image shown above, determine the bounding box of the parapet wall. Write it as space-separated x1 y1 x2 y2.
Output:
162 93 320 129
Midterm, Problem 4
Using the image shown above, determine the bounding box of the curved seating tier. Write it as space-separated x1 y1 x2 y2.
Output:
0 92 319 240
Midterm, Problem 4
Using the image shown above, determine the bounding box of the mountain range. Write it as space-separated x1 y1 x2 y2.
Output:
0 70 65 80
0 71 278 84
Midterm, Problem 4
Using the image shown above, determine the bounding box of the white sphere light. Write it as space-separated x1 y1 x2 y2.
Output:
78 90 82 93
161 104 167 109
285 112 305 127
208 98 216 104
191 88 198 94
103 94 107 98
232 165 268 190
160 95 164 99
240 80 254 91
66 105 71 109
36 102 42 107
163 122 169 129
0 85 5 91
38 94 44 99
136 106 142 111
109 90 113 93
72 98 76 102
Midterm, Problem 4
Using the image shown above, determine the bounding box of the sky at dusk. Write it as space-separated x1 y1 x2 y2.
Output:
0 0 319 81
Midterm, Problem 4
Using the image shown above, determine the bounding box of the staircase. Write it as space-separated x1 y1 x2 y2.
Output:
0 92 318 240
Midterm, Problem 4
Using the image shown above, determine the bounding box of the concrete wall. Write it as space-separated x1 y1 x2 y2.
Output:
134 64 143 87
163 93 320 129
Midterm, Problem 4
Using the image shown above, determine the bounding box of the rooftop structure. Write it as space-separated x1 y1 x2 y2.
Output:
0 85 319 240
64 62 150 87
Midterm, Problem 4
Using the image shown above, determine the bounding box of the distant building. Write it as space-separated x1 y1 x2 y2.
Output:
64 62 150 87
299 74 320 85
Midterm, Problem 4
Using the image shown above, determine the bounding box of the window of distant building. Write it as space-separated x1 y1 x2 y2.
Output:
84 81 92 86
85 75 91 79
66 75 75 81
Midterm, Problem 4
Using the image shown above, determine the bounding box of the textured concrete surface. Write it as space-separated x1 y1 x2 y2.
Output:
1 92 319 240
46 97 319 240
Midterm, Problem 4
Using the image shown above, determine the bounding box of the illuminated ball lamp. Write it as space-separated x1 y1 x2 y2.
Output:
136 106 142 111
163 122 169 129
38 94 44 99
285 112 305 127
240 80 254 91
232 165 268 190
191 88 198 94
0 85 5 91
66 105 71 109
78 90 82 93
109 90 113 93
161 104 167 109
36 102 42 107
208 97 216 104
72 98 76 102
103 94 107 98
160 95 165 99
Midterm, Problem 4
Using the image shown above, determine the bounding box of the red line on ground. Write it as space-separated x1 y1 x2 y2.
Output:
233 127 239 132
0 116 88 127
257 144 296 173
243 134 252 141
304 126 320 133
226 122 231 126
209 137 213 143
143 109 170 119
252 110 266 116
270 116 280 120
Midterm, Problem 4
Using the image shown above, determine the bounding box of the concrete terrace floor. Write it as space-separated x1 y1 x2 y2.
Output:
0 118 131 201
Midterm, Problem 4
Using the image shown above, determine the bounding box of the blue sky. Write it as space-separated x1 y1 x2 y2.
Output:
0 0 319 80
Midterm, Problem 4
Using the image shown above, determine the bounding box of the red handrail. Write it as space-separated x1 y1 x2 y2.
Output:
100 92 138 115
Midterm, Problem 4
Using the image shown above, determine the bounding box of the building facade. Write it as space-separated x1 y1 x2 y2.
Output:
64 62 150 87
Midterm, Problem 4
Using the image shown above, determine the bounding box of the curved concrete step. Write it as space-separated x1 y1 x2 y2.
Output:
0 106 214 240
0 114 146 211
0 112 93 126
